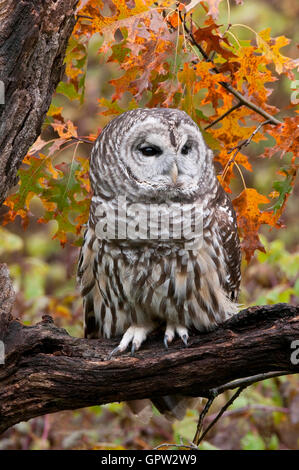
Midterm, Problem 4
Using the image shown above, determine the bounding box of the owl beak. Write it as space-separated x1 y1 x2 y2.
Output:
170 162 178 184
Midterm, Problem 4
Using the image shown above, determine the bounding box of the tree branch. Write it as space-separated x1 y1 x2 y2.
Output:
179 12 282 127
193 369 290 445
204 103 242 130
194 385 247 446
227 119 272 157
0 266 298 435
0 0 79 206
221 119 272 180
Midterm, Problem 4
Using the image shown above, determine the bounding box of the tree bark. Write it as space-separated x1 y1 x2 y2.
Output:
0 0 79 205
0 264 15 341
0 266 298 434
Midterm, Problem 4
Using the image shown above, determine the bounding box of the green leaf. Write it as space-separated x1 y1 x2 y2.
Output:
56 82 80 101
0 227 23 255
241 432 266 450
267 434 279 450
4 152 90 246
202 129 221 150
173 414 197 442
198 441 220 450
294 278 299 297
272 171 294 213
24 259 49 301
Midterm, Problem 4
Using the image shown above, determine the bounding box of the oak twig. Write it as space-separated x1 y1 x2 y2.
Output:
154 443 198 450
193 386 247 446
220 119 272 183
71 136 95 145
229 119 272 150
154 369 291 448
204 103 242 130
191 369 288 446
226 119 272 165
193 393 216 445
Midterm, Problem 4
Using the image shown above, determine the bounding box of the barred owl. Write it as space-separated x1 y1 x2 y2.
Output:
78 108 241 420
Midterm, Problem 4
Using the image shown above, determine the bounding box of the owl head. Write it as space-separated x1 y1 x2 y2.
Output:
90 108 217 203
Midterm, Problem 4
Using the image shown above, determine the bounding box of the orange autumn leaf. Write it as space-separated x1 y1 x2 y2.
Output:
193 62 229 109
256 29 294 75
75 0 156 38
230 46 278 109
52 120 78 139
264 116 299 161
167 11 179 28
193 18 236 60
216 149 252 189
233 188 279 262
210 104 256 147
75 156 91 193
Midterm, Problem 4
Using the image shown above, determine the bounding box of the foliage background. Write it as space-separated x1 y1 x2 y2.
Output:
0 0 298 450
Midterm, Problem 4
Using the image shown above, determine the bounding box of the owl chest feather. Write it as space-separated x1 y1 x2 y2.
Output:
81 230 238 338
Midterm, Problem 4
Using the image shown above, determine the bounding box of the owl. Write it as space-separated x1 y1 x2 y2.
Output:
78 108 241 420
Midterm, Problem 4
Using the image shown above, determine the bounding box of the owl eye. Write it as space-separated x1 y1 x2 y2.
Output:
138 145 162 157
181 143 192 155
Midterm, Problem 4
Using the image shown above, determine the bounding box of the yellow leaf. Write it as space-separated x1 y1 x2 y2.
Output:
256 29 291 74
52 120 78 139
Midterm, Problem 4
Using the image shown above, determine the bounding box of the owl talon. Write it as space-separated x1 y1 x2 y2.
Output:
181 334 188 347
176 326 189 346
107 346 121 360
164 325 175 349
131 343 136 356
108 325 153 359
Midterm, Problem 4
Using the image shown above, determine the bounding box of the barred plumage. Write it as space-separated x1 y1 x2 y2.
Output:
78 108 241 419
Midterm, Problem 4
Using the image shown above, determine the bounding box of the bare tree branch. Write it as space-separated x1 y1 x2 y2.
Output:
193 394 215 445
204 103 242 130
193 385 247 446
227 119 272 159
221 119 273 180
192 369 290 446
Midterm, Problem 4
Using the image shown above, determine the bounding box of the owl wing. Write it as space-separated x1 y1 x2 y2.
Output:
77 225 101 339
213 184 241 301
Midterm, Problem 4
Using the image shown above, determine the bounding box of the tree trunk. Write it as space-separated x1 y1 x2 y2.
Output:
0 0 79 205
0 265 298 434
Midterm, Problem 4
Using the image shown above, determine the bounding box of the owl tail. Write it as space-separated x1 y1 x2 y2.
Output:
127 395 199 422
151 395 199 421
126 399 153 424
